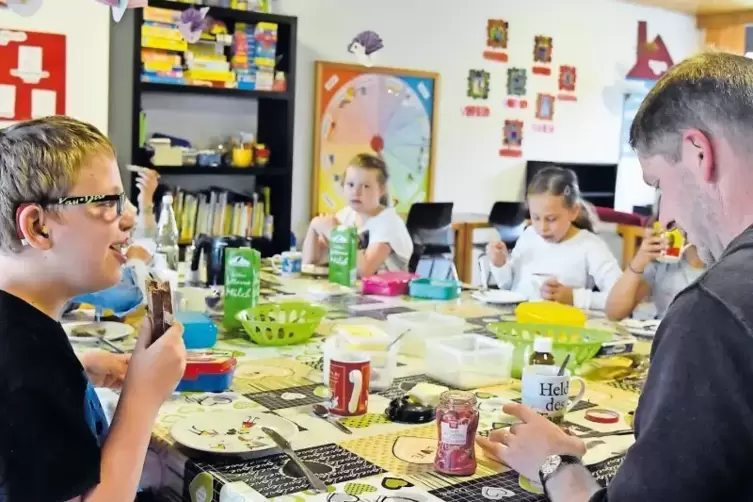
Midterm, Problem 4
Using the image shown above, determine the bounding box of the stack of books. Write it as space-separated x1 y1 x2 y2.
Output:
173 186 272 242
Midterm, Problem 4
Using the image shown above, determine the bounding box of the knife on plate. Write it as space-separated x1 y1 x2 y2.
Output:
262 427 327 493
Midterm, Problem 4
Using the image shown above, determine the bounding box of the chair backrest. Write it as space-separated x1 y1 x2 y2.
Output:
489 201 527 245
406 202 454 247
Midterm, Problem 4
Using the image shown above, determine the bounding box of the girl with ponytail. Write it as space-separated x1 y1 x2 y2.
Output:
486 166 622 311
303 153 412 276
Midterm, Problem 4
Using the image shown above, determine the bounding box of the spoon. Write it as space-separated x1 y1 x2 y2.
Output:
387 329 410 351
312 404 352 434
557 354 571 376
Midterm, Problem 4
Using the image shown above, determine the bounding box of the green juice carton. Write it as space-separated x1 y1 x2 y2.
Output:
329 225 358 287
223 247 261 330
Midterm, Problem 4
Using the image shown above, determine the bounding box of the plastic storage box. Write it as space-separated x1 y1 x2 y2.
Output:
408 278 460 300
425 334 514 390
325 325 399 391
176 350 237 393
361 272 417 296
386 311 467 357
176 311 218 350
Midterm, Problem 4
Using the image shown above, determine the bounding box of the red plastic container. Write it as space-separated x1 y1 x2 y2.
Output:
177 350 237 392
361 272 417 296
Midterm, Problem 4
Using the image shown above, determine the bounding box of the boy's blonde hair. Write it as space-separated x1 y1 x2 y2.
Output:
0 116 115 253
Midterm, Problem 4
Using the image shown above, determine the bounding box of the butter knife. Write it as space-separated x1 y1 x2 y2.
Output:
262 427 327 493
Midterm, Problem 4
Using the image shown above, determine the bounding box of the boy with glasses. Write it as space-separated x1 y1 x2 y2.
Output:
0 116 187 501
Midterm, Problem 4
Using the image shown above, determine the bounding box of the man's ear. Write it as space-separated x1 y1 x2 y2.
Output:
682 129 714 183
17 204 51 250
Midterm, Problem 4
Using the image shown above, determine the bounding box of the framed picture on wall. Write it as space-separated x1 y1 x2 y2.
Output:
312 60 440 215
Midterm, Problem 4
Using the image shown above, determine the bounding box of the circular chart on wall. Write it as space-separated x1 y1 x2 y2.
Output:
314 63 438 214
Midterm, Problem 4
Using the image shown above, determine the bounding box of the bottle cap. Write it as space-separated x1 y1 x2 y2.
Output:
162 193 173 203
533 336 553 353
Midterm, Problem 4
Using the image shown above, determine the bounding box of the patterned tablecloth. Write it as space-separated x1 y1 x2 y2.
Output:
69 267 646 502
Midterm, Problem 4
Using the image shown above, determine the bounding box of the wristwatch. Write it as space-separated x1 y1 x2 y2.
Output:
539 454 582 497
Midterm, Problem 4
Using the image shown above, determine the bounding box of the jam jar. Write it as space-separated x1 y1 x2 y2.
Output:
434 390 479 476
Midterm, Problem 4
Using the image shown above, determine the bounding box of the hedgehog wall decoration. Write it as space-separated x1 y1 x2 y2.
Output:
348 30 384 67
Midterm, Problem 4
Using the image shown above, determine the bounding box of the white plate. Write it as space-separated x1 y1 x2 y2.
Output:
472 290 527 305
171 411 298 454
63 321 134 342
620 319 660 337
307 283 352 299
302 264 329 277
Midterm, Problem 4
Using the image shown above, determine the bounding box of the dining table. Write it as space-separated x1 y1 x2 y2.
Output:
67 263 648 502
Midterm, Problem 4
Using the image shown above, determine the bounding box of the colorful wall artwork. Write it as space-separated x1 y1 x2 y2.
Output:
312 61 439 214
620 21 674 157
532 35 553 75
467 69 490 99
505 68 528 109
0 28 66 121
558 65 577 102
499 119 524 157
483 19 509 62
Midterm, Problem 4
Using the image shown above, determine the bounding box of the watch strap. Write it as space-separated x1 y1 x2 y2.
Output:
540 454 582 497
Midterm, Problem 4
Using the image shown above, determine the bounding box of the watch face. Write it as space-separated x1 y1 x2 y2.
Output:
541 455 562 476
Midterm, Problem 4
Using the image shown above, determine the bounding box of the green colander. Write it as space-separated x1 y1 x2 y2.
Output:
487 322 614 378
236 302 326 346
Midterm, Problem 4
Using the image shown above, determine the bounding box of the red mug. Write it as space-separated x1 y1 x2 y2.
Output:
328 352 370 416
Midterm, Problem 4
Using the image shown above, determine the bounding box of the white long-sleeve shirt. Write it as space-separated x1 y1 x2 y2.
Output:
490 226 622 311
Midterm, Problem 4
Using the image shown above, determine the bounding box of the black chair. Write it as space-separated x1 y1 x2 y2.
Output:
405 202 458 280
475 201 527 287
489 201 528 250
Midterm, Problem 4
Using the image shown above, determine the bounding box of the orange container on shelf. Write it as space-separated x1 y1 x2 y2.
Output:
514 301 587 327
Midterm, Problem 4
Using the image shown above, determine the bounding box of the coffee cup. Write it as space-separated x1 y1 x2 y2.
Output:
323 337 370 416
272 251 303 276
521 365 586 423
653 223 689 263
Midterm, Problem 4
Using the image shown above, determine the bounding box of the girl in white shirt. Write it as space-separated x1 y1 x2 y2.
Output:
486 166 622 311
302 153 413 276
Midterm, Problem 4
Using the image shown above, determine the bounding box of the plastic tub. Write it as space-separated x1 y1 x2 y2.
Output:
386 311 467 357
176 350 237 392
425 335 514 390
325 326 399 391
408 278 460 300
361 272 417 296
176 311 218 350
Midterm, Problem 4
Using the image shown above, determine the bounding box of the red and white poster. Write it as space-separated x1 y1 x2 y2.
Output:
0 28 66 121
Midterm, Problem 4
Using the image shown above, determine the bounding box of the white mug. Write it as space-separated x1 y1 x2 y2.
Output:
272 251 303 276
521 365 586 421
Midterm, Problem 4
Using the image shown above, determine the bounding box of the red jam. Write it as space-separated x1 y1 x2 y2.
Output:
434 390 479 476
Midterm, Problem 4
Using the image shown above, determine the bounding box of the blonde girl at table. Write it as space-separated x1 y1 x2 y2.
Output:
605 226 706 321
486 166 622 310
303 153 413 277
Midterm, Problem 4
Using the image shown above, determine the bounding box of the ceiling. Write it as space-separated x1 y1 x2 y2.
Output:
625 0 753 13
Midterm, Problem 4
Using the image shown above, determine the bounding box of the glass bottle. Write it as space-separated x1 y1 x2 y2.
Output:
529 336 555 366
434 390 479 476
155 193 180 271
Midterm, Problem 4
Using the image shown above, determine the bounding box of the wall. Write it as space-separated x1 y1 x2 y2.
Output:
275 0 700 235
0 0 111 132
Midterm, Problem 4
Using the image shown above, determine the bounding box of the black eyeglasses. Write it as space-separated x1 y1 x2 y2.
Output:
42 192 127 217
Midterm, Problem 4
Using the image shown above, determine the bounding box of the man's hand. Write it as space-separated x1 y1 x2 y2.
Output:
541 279 574 305
476 403 586 480
631 227 666 273
79 351 130 389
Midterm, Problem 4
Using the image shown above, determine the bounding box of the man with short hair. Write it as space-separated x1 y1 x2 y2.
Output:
476 51 753 500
